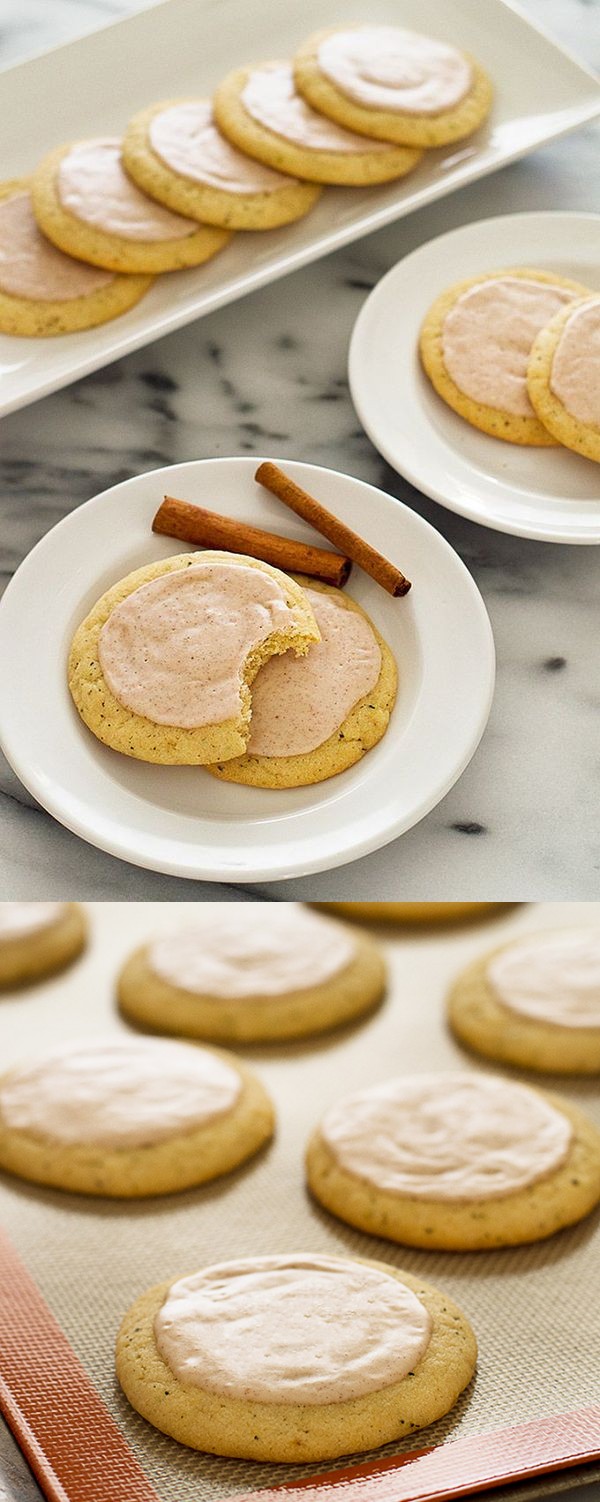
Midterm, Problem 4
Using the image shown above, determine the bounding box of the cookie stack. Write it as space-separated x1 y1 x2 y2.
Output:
0 24 493 337
420 268 600 463
68 549 397 787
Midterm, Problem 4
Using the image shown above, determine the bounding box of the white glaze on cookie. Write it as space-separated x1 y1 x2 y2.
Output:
148 904 355 997
317 28 472 116
549 298 600 427
155 1253 432 1402
242 62 392 153
321 1073 572 1199
0 1038 241 1147
247 587 381 757
0 903 67 942
98 562 293 728
0 192 113 301
58 139 198 242
149 102 298 193
442 276 577 416
488 930 600 1029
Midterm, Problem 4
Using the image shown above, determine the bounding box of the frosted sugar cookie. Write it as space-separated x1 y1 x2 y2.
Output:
118 902 386 1043
0 1036 273 1197
67 551 319 765
209 580 396 788
116 1252 477 1460
0 181 152 336
0 903 87 989
294 27 492 148
307 1072 600 1249
122 99 321 231
31 139 230 274
320 903 501 923
527 294 600 463
449 928 600 1073
419 268 590 445
213 61 422 186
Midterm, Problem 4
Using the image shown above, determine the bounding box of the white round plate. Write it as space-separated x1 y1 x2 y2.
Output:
349 212 600 544
0 457 494 882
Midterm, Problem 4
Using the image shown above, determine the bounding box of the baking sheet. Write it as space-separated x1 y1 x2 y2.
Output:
0 900 599 1500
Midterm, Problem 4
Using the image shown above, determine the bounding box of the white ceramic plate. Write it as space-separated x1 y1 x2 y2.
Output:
2 0 600 417
349 211 600 543
0 457 494 881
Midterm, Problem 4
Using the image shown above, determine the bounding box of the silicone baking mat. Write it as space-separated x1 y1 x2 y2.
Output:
0 900 599 1502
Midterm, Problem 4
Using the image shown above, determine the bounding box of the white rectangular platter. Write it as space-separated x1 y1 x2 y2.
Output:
1 0 599 416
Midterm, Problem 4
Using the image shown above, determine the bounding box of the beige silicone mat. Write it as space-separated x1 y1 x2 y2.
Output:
1 900 599 1500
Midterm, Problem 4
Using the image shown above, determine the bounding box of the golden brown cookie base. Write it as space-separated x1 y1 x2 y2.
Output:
213 65 422 185
320 902 503 924
0 1051 274 1197
293 30 493 148
419 268 591 445
116 1256 477 1461
117 922 386 1043
31 145 231 274
0 904 87 989
122 100 322 230
527 297 600 463
448 942 600 1074
0 180 153 336
307 1093 600 1250
208 580 397 788
67 551 319 765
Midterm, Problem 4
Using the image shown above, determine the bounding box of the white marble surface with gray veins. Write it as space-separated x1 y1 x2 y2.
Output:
1 0 600 900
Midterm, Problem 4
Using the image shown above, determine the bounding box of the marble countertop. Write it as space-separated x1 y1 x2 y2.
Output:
1 0 600 901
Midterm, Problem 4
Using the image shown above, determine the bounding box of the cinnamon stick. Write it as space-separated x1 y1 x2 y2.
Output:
153 496 352 586
254 462 411 597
